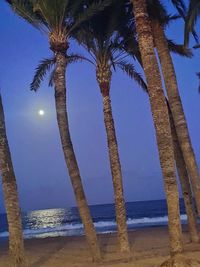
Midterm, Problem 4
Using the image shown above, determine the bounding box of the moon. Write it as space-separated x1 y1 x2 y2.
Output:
38 109 45 116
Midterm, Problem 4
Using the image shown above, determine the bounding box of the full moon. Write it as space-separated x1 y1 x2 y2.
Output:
38 109 45 116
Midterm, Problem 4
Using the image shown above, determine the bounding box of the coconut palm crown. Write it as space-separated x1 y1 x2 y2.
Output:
6 0 113 52
30 0 146 93
73 1 146 92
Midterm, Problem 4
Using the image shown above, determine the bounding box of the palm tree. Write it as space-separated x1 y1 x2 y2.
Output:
140 77 199 244
31 1 145 253
141 0 199 243
148 0 200 216
132 1 200 265
0 94 26 267
167 102 199 244
129 46 199 242
132 0 183 262
128 45 199 242
6 0 112 261
73 2 148 253
32 33 200 253
120 0 199 244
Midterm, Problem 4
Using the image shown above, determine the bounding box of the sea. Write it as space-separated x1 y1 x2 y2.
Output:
0 199 189 240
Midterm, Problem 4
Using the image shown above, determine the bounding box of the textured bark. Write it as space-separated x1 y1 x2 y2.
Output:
53 51 101 262
0 96 26 267
102 93 130 253
132 0 183 256
167 103 199 243
151 20 200 215
97 64 130 252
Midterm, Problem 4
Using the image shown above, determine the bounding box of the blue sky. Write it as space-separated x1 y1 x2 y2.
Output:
0 1 199 211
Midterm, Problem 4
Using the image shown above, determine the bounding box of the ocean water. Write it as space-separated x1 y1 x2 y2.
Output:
0 199 188 240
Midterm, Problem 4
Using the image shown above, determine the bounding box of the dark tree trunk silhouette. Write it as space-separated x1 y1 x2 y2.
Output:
0 95 26 267
152 20 200 215
132 0 183 257
53 50 101 262
167 102 199 243
96 63 130 253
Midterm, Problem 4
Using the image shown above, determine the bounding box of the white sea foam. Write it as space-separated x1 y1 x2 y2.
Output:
0 214 188 239
127 214 187 225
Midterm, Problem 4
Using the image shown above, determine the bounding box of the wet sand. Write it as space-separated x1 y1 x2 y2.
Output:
0 226 200 266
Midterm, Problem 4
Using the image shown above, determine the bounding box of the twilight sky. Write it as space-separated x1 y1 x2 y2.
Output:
0 1 199 212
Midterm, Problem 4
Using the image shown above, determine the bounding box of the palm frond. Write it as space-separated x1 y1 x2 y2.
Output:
184 0 200 46
47 53 93 88
147 0 169 26
34 0 69 33
73 26 100 60
74 26 94 47
167 39 193 57
193 44 200 49
6 0 44 31
116 61 147 92
31 57 55 91
48 69 56 88
66 53 94 65
69 0 113 35
170 0 187 18
163 14 181 26
118 28 143 65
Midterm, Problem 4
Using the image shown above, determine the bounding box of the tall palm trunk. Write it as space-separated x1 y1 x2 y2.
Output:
53 51 101 262
0 95 26 267
151 20 200 215
132 0 183 256
96 64 130 253
167 103 199 243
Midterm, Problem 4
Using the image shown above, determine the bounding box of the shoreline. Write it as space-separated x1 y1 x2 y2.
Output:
0 225 200 266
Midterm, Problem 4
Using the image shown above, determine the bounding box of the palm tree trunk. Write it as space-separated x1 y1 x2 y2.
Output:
167 102 199 243
132 0 183 256
151 20 200 215
0 95 26 267
53 51 101 262
98 81 130 253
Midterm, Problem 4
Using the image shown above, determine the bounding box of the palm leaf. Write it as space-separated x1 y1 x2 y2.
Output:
31 57 55 91
33 0 69 33
6 0 44 31
147 0 169 25
66 53 94 65
163 14 181 26
73 26 100 60
116 61 147 92
48 69 56 88
69 0 113 35
170 0 187 18
47 53 93 88
184 0 200 46
167 39 193 57
193 44 200 49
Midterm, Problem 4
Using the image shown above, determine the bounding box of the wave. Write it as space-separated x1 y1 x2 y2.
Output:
0 214 188 239
127 214 187 225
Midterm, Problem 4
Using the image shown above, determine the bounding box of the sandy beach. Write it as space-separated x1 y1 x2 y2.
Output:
0 226 200 267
